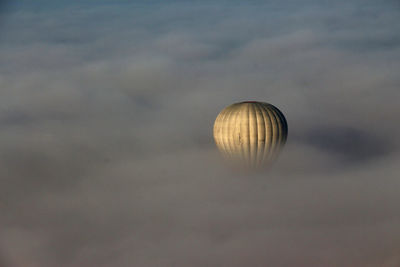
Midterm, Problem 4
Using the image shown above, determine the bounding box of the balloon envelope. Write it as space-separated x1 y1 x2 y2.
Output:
213 101 288 168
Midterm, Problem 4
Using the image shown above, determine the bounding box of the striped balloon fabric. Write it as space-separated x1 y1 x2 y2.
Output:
213 101 288 169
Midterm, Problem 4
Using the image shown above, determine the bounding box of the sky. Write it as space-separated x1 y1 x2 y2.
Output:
1 1 400 266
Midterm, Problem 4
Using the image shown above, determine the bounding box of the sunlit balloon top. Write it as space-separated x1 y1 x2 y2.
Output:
213 101 288 169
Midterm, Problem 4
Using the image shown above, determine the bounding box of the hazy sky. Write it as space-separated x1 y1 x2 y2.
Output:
1 1 400 266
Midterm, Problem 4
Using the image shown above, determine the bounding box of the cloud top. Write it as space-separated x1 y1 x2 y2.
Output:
1 1 400 266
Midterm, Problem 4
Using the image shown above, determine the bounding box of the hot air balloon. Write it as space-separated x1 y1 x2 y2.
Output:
213 101 287 168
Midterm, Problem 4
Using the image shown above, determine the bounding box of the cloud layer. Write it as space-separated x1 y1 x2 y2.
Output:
1 1 400 266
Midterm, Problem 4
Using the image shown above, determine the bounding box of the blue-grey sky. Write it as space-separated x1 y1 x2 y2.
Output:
1 1 400 266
